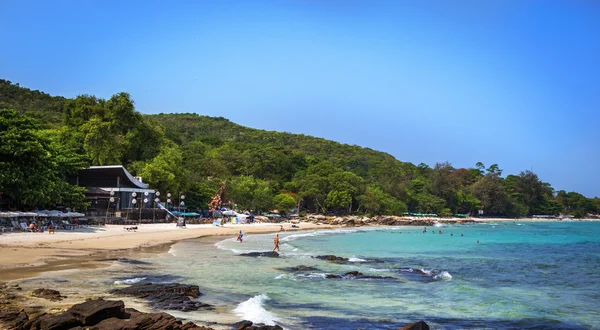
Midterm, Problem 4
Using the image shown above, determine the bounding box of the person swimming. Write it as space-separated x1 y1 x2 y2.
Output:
273 234 280 251
423 227 427 233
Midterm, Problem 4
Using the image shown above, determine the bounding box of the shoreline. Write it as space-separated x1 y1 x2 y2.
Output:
2 219 599 329
0 222 338 281
1 218 598 280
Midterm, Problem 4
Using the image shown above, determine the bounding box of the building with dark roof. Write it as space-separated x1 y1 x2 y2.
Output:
70 165 158 217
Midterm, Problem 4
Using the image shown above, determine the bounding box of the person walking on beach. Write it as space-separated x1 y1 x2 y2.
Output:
236 230 244 243
273 234 280 251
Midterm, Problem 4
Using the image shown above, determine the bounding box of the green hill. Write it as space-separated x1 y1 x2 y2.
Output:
1 79 598 216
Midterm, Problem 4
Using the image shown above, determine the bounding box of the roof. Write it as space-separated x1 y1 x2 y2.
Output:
80 165 148 189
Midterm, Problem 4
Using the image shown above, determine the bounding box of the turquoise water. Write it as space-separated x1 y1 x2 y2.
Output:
132 222 600 329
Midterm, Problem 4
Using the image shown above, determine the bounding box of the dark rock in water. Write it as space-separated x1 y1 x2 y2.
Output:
98 258 152 265
344 271 362 276
232 320 283 330
110 283 212 311
0 310 29 329
398 320 430 330
22 298 214 330
239 251 280 258
30 288 66 301
323 271 395 280
234 320 254 330
277 265 319 272
116 258 152 265
315 255 349 262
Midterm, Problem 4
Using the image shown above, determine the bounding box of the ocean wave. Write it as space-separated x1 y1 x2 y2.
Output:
348 256 368 262
298 273 328 279
233 294 279 326
433 271 453 280
398 268 452 281
280 229 362 242
168 247 177 256
114 277 146 285
433 222 444 227
367 268 392 272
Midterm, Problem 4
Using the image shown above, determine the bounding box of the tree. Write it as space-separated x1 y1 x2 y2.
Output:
0 109 87 209
138 145 188 195
273 193 296 213
226 176 273 210
472 173 508 215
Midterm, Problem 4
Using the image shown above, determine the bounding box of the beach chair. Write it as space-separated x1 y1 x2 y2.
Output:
1 219 12 233
20 222 32 232
62 220 73 230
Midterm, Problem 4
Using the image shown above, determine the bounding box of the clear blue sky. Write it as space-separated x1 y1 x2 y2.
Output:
1 0 599 197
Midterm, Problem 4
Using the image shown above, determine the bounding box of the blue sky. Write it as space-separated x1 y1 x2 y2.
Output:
1 0 599 197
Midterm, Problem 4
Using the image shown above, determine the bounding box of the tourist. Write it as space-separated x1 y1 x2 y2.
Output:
273 234 280 251
236 230 243 243
280 225 285 231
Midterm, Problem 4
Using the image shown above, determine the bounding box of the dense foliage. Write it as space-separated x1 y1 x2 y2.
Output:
1 79 599 217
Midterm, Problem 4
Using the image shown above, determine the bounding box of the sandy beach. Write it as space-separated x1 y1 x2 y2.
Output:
0 222 337 281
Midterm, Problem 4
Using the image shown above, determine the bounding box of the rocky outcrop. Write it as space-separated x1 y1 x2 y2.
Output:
323 271 395 280
398 320 430 330
0 310 29 329
233 320 283 330
303 215 476 227
315 255 349 262
110 283 212 311
21 298 213 330
239 251 280 258
30 289 66 302
277 265 319 272
342 271 395 280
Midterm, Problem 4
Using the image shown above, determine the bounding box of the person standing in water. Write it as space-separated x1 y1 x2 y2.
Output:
273 234 280 251
236 230 244 243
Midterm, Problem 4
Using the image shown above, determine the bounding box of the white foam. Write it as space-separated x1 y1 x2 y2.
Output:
348 256 367 262
434 271 453 280
168 247 177 256
233 294 279 326
114 277 146 285
433 222 444 227
368 268 391 272
419 269 433 276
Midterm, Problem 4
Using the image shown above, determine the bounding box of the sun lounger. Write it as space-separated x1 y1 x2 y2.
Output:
20 222 34 232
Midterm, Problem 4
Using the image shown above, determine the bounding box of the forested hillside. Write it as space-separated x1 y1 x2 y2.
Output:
1 79 598 217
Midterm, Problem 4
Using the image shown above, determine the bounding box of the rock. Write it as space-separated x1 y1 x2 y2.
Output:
398 320 430 330
110 283 211 311
30 288 66 301
232 320 283 330
239 251 279 258
0 309 29 330
234 320 254 330
325 274 342 279
343 271 395 280
277 265 319 272
24 299 214 330
315 255 349 262
344 271 362 276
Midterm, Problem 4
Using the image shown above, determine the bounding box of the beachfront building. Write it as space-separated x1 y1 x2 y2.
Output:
69 165 157 217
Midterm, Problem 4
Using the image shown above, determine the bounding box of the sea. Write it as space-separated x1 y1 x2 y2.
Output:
18 222 600 329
